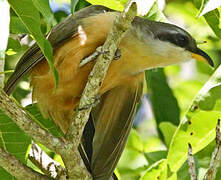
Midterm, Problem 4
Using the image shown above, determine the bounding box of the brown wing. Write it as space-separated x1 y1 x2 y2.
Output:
90 73 144 180
4 5 113 95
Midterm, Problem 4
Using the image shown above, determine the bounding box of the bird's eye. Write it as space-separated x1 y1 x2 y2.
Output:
175 34 189 47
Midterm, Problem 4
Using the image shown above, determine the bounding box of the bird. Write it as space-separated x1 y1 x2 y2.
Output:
4 5 214 180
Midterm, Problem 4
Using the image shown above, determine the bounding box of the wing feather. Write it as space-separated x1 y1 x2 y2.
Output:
90 73 144 180
4 5 112 94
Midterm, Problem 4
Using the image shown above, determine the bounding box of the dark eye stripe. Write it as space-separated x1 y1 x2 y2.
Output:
155 33 189 48
175 34 189 47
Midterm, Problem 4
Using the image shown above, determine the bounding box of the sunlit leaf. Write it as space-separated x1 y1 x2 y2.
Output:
144 150 167 166
168 173 177 180
140 159 167 180
86 0 126 11
168 111 220 172
167 65 221 173
159 122 177 147
127 129 143 152
86 0 157 16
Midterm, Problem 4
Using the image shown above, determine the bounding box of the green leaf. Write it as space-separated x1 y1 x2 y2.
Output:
0 167 17 180
32 0 56 31
6 38 21 55
0 109 31 163
0 0 10 88
127 129 143 152
71 0 80 14
75 0 91 11
198 0 221 16
86 0 127 11
10 16 29 34
144 150 167 166
168 173 177 180
144 1 168 22
25 104 64 137
204 9 221 39
159 122 177 147
167 65 221 173
140 159 167 180
8 0 59 89
145 69 180 141
168 111 220 173
193 0 221 38
86 0 158 16
176 161 191 180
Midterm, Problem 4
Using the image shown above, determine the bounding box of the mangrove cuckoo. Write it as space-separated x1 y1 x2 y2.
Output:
4 5 214 180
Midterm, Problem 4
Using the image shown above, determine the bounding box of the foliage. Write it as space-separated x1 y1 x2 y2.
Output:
0 0 221 179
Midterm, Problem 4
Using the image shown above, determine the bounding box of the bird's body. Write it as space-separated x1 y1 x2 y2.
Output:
4 5 213 180
31 11 194 132
31 12 142 132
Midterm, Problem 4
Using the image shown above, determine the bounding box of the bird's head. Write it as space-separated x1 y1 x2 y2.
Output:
132 17 214 69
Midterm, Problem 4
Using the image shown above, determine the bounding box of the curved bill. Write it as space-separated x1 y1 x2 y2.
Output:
191 48 214 67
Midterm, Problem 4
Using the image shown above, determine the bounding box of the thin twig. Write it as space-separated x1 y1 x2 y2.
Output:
0 146 50 180
66 0 137 147
63 1 137 179
204 119 221 180
29 143 67 179
188 143 197 180
79 47 101 67
0 70 14 74
0 89 82 178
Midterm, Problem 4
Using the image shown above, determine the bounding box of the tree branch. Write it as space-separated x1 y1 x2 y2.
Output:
0 146 50 180
62 1 137 179
188 143 197 180
66 0 137 143
204 119 221 180
0 89 66 153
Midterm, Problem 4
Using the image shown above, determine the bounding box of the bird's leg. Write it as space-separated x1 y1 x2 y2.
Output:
96 46 121 60
79 48 101 67
79 46 121 67
113 48 121 60
77 95 100 111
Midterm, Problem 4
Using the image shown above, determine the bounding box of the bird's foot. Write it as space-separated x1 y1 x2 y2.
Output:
113 48 121 60
79 46 121 67
97 46 121 60
77 95 100 111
